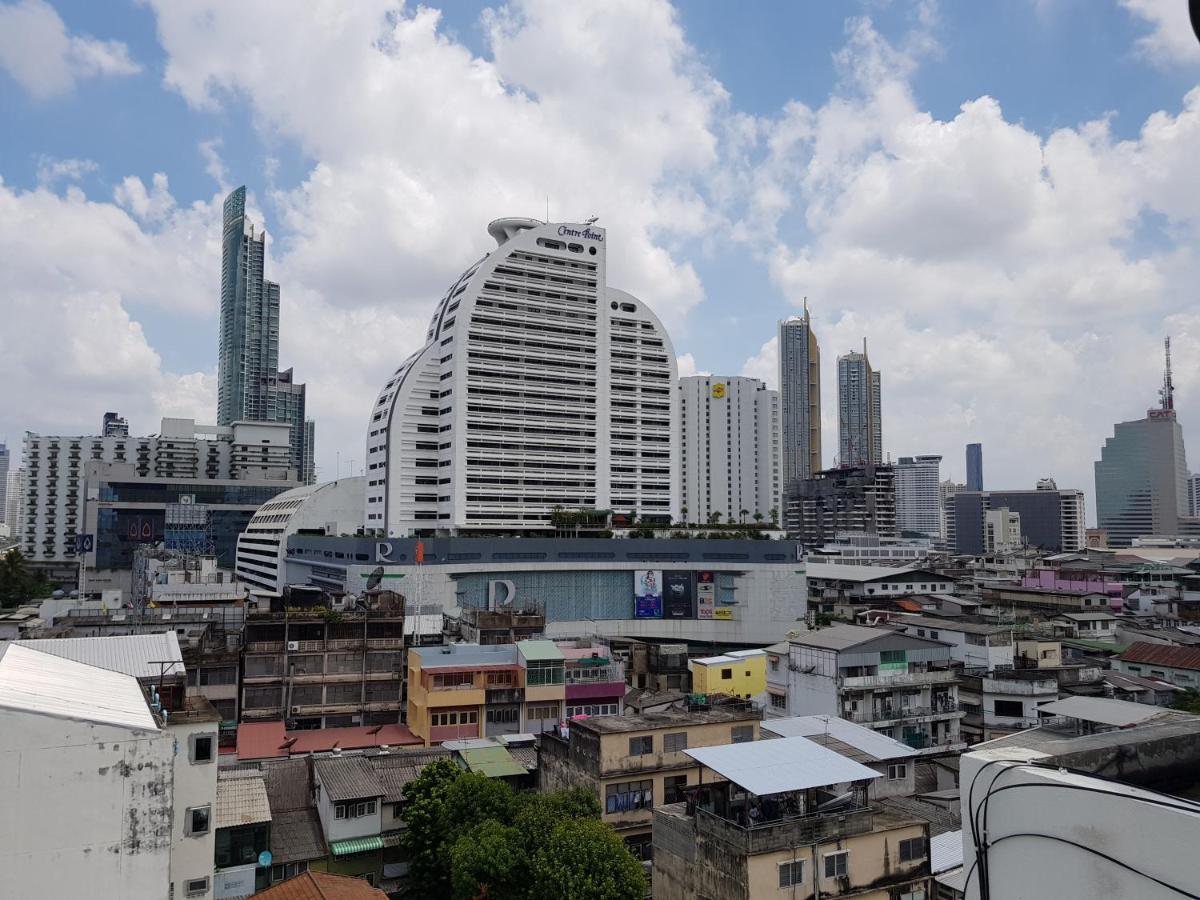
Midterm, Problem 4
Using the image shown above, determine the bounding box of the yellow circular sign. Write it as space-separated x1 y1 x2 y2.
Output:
711 383 726 399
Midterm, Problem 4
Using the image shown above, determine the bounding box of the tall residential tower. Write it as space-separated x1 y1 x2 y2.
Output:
778 305 822 501
966 443 983 492
367 217 679 535
894 454 942 537
837 341 881 467
679 375 780 525
216 186 315 483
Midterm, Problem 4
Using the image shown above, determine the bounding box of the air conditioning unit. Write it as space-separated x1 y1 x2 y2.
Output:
287 641 299 651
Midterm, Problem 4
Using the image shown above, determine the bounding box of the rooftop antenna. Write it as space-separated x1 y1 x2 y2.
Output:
1160 337 1175 411
545 195 550 223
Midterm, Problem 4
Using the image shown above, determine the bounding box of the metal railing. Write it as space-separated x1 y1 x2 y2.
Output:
840 670 958 690
695 806 873 855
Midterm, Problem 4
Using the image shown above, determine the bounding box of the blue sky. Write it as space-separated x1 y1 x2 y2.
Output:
2 0 1199 514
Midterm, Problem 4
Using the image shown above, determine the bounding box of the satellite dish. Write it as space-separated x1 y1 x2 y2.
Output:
365 566 385 592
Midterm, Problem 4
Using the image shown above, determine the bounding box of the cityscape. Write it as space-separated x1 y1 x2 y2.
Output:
2 3 1200 900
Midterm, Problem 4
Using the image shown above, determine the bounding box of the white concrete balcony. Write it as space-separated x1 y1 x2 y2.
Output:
839 669 958 690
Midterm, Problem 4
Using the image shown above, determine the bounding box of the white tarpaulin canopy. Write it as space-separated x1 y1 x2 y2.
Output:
684 735 882 796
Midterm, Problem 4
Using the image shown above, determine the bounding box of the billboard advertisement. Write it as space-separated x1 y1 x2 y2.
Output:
663 571 694 618
696 570 715 619
713 608 734 620
634 570 663 618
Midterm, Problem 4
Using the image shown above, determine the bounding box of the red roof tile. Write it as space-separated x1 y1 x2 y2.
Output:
237 722 421 761
256 871 388 899
1119 641 1200 672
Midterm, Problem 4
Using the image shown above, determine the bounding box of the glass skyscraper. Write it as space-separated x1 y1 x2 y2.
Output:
217 186 315 483
966 443 983 492
1095 412 1189 547
779 304 822 500
837 341 881 467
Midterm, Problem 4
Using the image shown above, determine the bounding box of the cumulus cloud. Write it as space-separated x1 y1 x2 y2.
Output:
0 178 217 438
0 0 139 99
736 15 1200 513
1120 0 1200 67
35 155 98 187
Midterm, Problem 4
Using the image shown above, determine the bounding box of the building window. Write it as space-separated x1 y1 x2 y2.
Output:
721 668 733 680
770 693 787 710
431 710 478 727
629 735 653 755
605 780 652 813
189 733 214 764
899 837 926 862
186 805 211 836
185 877 210 897
335 800 378 819
888 763 908 781
663 774 689 804
778 860 805 888
769 656 780 671
993 700 1024 718
731 725 754 744
663 732 688 753
823 851 848 878
527 704 558 721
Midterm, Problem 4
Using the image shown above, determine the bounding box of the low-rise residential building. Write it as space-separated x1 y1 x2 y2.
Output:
886 615 1014 669
1115 642 1200 689
0 642 220 900
811 532 932 565
1049 611 1118 642
312 757 388 883
761 714 919 800
983 585 1112 615
407 638 604 745
213 770 274 897
805 562 958 614
539 704 763 862
1013 638 1063 669
256 871 388 899
651 736 932 899
1102 670 1180 706
956 669 1060 743
770 624 965 754
241 595 406 730
688 648 767 701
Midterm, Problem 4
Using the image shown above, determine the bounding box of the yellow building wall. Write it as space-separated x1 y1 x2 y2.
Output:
689 656 767 699
745 822 929 898
525 683 566 703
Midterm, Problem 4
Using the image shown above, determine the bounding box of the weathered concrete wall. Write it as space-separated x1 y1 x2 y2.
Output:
0 709 175 899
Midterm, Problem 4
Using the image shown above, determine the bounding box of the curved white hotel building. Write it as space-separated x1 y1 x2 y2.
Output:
366 218 679 535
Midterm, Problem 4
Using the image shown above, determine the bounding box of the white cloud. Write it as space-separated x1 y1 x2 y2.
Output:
0 0 139 99
1120 0 1200 67
35 155 97 186
0 178 217 439
740 336 778 389
139 0 729 475
198 139 230 192
735 15 1200 516
676 353 710 379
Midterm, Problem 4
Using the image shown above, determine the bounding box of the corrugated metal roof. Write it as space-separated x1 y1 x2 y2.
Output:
270 809 327 865
516 639 563 662
315 756 385 802
216 773 273 828
14 632 183 680
371 749 452 802
0 642 158 731
693 655 736 666
457 745 527 778
1120 641 1200 671
804 562 945 582
930 830 964 874
790 624 895 650
413 643 517 669
761 715 912 761
1038 695 1169 727
684 735 881 796
1103 671 1179 693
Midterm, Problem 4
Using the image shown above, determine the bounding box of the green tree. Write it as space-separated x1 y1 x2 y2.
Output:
450 820 528 899
529 818 648 900
752 511 763 526
400 758 463 896
0 549 48 609
1169 688 1200 715
707 511 722 526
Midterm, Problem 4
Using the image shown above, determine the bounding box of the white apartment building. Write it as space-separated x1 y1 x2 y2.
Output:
366 218 679 535
21 417 295 571
985 507 1022 552
0 642 220 900
939 479 965 546
4 465 25 535
894 455 941 536
236 476 365 594
678 375 779 525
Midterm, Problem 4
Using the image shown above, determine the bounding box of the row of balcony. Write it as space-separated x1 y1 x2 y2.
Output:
842 701 963 726
694 805 874 856
244 637 404 653
839 669 959 690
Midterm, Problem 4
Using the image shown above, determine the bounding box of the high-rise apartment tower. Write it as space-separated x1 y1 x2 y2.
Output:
779 304 822 501
837 341 881 467
216 186 315 483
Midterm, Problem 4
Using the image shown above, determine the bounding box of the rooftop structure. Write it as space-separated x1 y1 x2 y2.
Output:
13 630 183 682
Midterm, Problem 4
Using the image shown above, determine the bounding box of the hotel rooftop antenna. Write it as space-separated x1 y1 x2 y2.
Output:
1160 337 1175 411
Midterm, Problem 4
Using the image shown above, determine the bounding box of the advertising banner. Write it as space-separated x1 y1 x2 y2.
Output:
713 608 734 620
663 571 694 618
634 570 663 618
697 570 716 619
